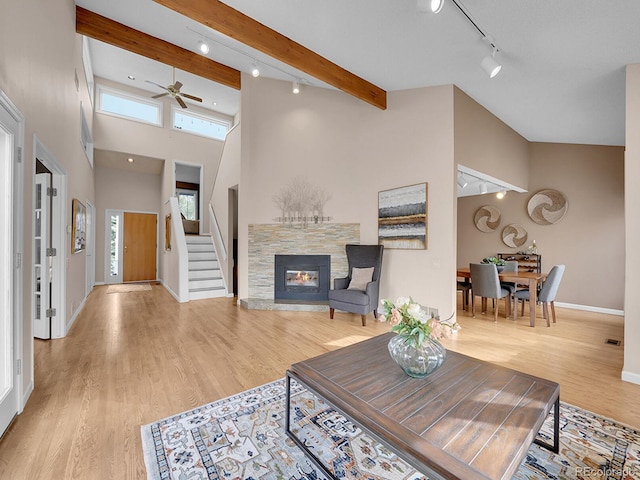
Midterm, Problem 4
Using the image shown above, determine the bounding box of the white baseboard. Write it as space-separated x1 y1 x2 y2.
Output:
65 296 87 335
21 380 34 412
622 370 640 385
555 302 623 316
94 281 106 286
159 280 181 302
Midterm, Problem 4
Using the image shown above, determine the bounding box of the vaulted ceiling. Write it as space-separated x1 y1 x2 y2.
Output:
76 0 640 146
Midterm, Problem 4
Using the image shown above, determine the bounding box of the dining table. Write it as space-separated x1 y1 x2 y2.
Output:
456 267 548 327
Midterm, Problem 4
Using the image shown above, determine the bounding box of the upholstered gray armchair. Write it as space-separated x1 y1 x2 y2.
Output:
328 244 384 326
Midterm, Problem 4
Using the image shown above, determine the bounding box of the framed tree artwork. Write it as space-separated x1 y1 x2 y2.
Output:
71 198 86 254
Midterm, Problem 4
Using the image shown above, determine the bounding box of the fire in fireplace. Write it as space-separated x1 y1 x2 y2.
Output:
286 270 319 287
274 255 330 302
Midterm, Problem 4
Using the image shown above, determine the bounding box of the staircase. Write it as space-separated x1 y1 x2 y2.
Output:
186 235 226 300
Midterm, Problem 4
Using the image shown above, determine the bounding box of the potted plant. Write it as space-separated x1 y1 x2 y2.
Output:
481 256 506 272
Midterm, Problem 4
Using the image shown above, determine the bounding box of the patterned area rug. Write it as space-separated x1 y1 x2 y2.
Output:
141 378 640 480
107 283 152 294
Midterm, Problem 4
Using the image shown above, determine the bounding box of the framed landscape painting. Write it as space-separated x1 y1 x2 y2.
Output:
378 182 428 249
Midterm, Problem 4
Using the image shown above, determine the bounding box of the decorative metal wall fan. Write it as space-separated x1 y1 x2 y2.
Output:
145 67 202 109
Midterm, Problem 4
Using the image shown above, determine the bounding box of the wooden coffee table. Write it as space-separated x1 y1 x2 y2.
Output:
285 333 559 480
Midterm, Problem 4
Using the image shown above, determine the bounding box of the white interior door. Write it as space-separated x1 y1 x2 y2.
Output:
33 173 51 339
0 96 19 436
85 201 95 295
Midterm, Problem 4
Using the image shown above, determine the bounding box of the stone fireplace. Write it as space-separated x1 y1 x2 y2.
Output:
242 223 359 311
274 254 330 302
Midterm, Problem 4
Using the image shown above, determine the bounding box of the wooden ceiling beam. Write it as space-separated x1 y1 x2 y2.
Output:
76 6 241 90
152 0 387 110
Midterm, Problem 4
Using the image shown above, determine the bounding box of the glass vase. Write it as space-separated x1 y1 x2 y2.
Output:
387 334 447 378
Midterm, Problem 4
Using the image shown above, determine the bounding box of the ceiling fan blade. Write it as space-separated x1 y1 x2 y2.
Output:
151 92 169 99
181 93 203 103
145 80 168 90
176 96 187 109
173 81 183 91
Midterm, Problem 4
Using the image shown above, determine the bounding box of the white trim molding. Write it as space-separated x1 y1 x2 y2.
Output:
554 302 623 317
621 370 640 386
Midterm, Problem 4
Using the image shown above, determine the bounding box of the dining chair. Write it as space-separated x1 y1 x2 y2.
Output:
500 260 518 314
470 263 511 322
457 280 471 311
514 264 565 326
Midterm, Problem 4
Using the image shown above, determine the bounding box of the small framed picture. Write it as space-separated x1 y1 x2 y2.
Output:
71 198 86 254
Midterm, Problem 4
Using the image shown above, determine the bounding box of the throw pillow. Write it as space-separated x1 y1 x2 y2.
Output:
348 267 375 290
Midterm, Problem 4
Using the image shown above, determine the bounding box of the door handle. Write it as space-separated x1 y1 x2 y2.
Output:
124 245 128 252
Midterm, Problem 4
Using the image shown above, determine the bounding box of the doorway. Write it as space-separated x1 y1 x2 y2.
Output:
0 91 24 438
105 210 158 284
123 212 157 282
33 138 66 339
33 168 52 339
175 162 203 231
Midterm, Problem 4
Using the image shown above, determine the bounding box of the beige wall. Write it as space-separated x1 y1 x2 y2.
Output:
0 0 95 395
458 143 624 310
624 64 640 382
94 163 162 283
454 88 529 190
239 75 458 315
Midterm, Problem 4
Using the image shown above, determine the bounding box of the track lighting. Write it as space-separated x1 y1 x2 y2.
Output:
251 61 260 77
416 0 444 13
481 48 502 78
479 182 488 194
198 40 210 54
496 190 507 199
292 80 300 94
457 174 468 189
430 0 444 13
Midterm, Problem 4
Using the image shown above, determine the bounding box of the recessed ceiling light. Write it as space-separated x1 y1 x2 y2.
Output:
127 75 135 81
127 157 134 163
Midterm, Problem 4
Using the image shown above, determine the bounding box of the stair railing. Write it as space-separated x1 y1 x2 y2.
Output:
209 204 227 261
169 196 190 302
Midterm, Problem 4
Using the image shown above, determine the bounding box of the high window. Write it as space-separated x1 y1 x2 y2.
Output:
172 107 230 141
97 85 162 126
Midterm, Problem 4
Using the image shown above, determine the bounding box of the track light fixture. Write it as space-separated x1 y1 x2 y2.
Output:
416 0 444 13
434 0 504 78
457 173 468 189
481 48 502 78
496 190 507 199
198 40 210 55
430 0 444 13
479 182 488 194
251 61 260 78
292 80 300 94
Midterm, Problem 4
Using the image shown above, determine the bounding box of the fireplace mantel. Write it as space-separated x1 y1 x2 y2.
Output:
242 223 359 311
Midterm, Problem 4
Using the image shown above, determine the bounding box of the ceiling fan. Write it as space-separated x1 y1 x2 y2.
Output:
145 67 202 109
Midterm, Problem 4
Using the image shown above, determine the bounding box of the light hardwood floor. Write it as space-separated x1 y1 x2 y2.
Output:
0 284 638 479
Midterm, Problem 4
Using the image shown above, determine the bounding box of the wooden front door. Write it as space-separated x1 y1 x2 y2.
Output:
123 212 157 282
